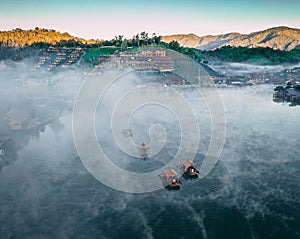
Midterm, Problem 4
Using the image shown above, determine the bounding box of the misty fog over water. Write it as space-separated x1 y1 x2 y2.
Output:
0 61 299 239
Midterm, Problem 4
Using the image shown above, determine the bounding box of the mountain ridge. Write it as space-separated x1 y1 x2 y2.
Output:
1 26 300 51
162 26 300 51
0 28 99 47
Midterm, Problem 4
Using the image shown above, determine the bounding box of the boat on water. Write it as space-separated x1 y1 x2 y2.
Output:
139 142 149 158
161 169 181 189
180 160 199 177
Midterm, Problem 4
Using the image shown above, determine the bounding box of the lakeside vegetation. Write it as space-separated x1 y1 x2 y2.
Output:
273 81 300 106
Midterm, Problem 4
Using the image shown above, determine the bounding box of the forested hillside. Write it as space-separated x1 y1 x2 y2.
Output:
0 28 99 47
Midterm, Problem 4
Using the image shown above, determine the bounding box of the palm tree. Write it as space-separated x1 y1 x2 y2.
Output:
140 31 149 46
151 33 156 45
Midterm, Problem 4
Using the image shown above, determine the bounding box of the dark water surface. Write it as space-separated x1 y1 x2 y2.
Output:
0 85 299 239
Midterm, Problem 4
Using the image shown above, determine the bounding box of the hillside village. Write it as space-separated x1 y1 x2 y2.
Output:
30 47 85 72
0 28 299 101
1 43 300 89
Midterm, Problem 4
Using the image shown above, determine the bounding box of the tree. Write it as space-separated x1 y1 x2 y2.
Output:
294 85 300 92
168 40 180 51
135 34 140 47
121 39 128 51
130 34 139 47
114 35 124 47
152 34 161 45
286 82 293 89
151 33 156 45
274 86 286 92
140 31 148 46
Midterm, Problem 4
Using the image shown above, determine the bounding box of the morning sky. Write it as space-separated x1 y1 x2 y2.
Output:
0 0 299 39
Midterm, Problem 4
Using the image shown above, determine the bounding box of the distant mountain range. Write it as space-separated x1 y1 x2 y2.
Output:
1 26 300 51
162 26 300 51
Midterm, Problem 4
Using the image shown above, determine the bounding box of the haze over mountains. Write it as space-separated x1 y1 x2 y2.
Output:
162 26 300 51
1 26 300 51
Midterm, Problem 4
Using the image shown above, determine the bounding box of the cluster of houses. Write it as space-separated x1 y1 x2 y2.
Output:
97 49 175 72
273 79 300 106
94 48 216 86
30 47 84 72
212 66 300 87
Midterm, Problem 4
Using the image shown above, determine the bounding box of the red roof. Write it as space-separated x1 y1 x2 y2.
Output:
181 160 196 168
163 169 178 177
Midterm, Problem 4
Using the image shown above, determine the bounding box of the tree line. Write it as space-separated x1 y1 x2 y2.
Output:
0 28 162 49
164 41 300 65
204 46 300 64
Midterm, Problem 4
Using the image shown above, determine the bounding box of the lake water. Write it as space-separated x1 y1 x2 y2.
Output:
0 84 299 239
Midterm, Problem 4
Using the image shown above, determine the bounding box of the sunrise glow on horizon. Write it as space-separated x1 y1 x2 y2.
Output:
1 0 299 39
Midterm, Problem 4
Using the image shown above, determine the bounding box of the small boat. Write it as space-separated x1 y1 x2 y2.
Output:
180 160 199 177
161 169 181 189
138 142 149 158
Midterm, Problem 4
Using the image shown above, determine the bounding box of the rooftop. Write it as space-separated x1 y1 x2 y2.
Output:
163 169 178 177
288 90 300 97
